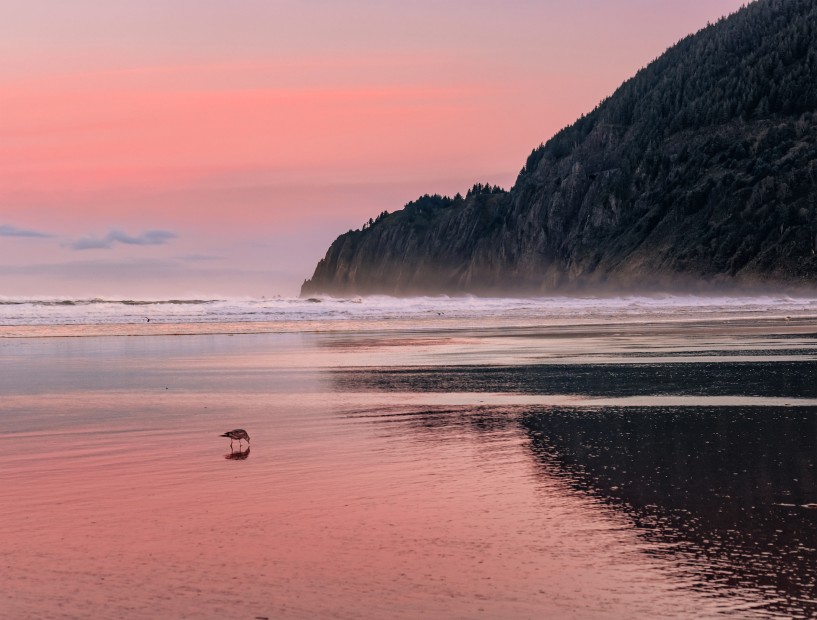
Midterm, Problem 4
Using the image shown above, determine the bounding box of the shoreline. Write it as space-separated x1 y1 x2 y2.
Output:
3 312 817 339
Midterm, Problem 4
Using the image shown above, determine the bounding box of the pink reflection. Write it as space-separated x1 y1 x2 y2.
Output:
0 387 719 618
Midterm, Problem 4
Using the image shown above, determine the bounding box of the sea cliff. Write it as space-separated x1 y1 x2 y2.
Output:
303 0 817 296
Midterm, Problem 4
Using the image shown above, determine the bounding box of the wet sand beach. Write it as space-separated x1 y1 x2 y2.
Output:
1 313 816 618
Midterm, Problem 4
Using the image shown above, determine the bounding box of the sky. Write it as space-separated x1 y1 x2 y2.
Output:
0 0 749 298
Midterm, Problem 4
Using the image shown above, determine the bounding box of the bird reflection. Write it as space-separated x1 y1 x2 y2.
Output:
224 446 250 460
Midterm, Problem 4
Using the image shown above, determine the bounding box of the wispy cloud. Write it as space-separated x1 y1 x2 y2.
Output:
0 224 51 238
70 229 177 250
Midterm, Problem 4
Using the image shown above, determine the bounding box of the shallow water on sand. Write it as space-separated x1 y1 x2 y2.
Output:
1 319 816 618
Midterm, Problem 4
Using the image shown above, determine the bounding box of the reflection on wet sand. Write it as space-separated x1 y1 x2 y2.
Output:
362 403 817 618
522 406 817 618
4 317 817 618
224 446 250 460
334 352 817 617
333 360 817 399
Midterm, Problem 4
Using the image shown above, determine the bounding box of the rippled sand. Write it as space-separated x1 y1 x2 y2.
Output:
1 318 815 618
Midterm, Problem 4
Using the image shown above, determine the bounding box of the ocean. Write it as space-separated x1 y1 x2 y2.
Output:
2 293 816 333
1 295 816 618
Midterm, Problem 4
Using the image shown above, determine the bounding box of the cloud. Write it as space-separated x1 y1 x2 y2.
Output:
0 224 51 238
70 229 177 250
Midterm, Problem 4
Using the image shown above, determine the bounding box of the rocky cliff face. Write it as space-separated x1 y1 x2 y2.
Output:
302 0 817 296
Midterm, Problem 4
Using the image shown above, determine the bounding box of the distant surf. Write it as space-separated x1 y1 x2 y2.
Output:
1 294 816 330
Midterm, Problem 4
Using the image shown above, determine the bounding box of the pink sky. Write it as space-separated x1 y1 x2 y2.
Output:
0 0 748 297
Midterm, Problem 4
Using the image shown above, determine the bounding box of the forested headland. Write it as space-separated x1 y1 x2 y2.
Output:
303 0 817 296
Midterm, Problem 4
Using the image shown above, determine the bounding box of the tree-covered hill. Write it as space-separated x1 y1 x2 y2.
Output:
302 0 817 296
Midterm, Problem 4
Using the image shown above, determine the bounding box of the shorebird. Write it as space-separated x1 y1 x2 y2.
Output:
220 428 250 449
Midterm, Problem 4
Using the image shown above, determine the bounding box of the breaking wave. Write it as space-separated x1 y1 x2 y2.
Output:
1 294 816 329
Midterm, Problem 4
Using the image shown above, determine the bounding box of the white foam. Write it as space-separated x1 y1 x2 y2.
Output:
1 293 816 327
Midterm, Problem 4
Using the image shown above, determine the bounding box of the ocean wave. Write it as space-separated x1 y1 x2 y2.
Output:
0 297 218 307
1 294 816 328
